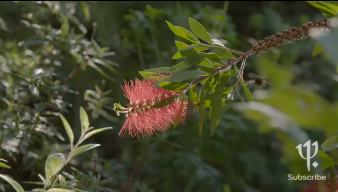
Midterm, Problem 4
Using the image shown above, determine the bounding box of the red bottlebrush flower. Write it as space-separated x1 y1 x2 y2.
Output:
118 77 194 137
301 178 338 192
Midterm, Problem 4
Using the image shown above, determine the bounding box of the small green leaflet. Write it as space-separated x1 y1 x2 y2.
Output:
313 43 324 56
239 78 254 101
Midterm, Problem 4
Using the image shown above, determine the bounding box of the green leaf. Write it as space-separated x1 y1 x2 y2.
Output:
38 174 46 183
0 174 25 192
210 81 223 136
198 77 212 136
311 28 338 65
307 1 337 17
139 71 158 78
153 70 207 88
89 62 115 82
209 33 225 47
313 43 324 56
45 153 65 181
34 102 49 112
61 18 69 37
199 52 222 62
47 188 73 192
70 144 100 159
336 62 338 74
189 85 197 102
59 114 74 149
157 82 189 91
0 162 10 169
172 61 191 69
165 20 198 44
213 49 235 59
81 2 90 21
223 184 231 192
179 44 209 52
175 26 200 42
239 78 254 101
317 150 334 169
188 18 213 44
322 136 338 151
145 67 178 73
83 127 113 140
80 107 89 134
173 41 189 59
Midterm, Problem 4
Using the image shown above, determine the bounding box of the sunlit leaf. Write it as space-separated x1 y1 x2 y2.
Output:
313 43 324 56
176 26 200 42
188 18 212 44
153 70 207 88
45 153 65 181
70 144 100 159
239 78 254 101
322 136 338 151
165 20 198 44
0 174 25 192
190 85 197 102
83 127 113 140
80 107 89 134
0 162 10 169
59 114 74 149
47 188 73 192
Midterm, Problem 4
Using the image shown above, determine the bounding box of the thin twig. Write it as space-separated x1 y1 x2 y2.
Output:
91 22 97 41
124 151 147 192
229 57 247 99
181 50 253 94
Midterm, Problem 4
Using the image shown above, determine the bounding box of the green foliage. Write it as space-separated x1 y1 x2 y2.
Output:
0 107 111 191
2 1 338 192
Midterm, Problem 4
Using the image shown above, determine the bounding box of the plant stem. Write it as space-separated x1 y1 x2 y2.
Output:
135 33 146 70
181 50 253 94
150 21 162 64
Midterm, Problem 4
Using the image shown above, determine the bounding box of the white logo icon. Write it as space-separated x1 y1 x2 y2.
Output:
296 140 319 172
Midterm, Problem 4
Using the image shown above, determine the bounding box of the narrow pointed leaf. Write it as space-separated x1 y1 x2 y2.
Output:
188 18 212 44
210 81 222 136
175 26 200 42
189 85 197 102
83 127 113 140
0 162 10 169
47 188 73 192
38 174 46 183
0 174 25 192
165 20 198 44
59 114 74 148
80 107 89 134
239 78 254 101
70 144 100 159
198 77 212 136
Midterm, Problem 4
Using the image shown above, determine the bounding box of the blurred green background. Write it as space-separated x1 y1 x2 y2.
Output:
0 1 337 192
